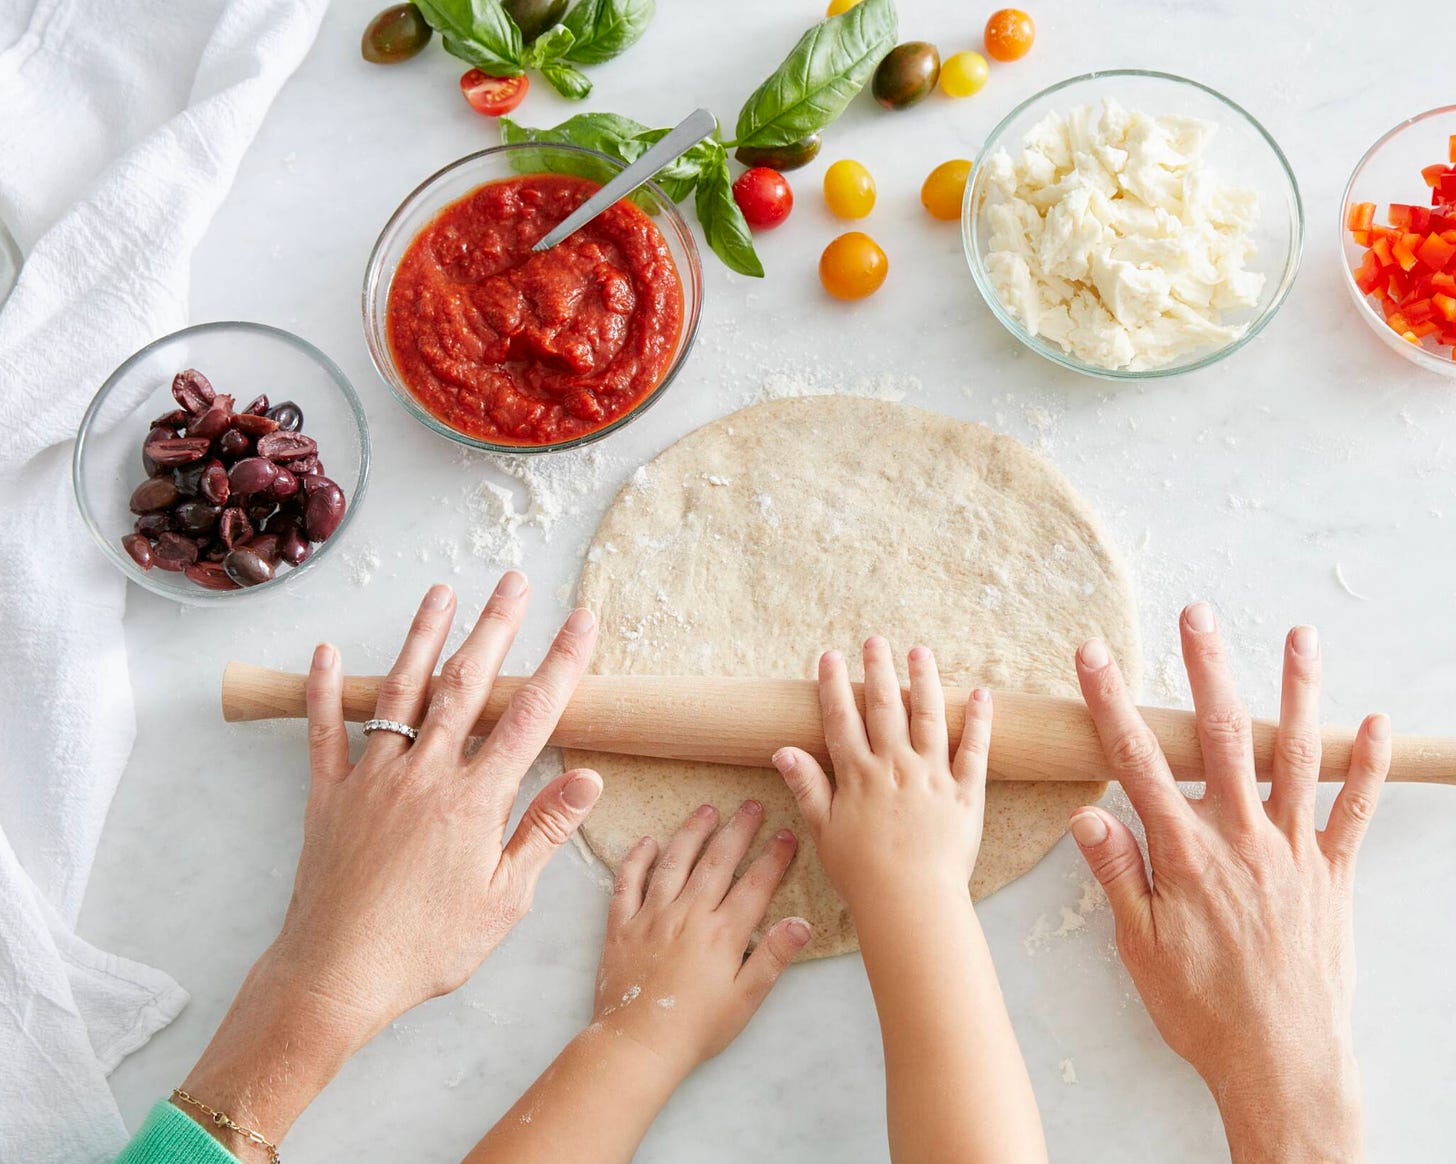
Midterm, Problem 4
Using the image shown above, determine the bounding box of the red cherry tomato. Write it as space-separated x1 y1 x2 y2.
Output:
460 69 529 117
732 166 794 230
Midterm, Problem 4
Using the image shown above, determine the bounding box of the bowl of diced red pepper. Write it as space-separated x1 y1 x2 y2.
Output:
1343 106 1456 375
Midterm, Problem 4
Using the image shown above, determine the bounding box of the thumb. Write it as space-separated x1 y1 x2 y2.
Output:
736 916 813 1006
771 747 832 835
1068 807 1153 932
501 768 603 887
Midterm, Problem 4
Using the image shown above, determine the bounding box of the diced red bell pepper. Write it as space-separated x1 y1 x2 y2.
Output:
1389 203 1416 229
1431 271 1456 295
1404 297 1435 324
1422 164 1452 188
1440 174 1456 202
1434 293 1456 323
1417 231 1456 271
1450 134 1456 163
1372 236 1395 266
1393 238 1420 271
1346 201 1376 231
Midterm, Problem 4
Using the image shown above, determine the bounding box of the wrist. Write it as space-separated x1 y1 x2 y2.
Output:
575 1019 695 1097
1212 1053 1363 1164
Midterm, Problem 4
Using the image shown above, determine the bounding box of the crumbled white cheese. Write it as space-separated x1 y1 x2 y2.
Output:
982 98 1265 371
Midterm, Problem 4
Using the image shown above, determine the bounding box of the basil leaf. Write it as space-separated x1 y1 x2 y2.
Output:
540 61 593 100
694 149 763 278
415 0 525 74
734 0 896 149
499 115 656 209
523 22 574 66
561 0 655 65
628 129 717 203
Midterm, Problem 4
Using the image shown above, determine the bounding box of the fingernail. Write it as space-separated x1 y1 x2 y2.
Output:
312 643 335 670
776 828 796 844
695 803 717 818
495 570 527 598
565 607 595 633
864 635 886 651
742 799 763 816
909 645 931 663
1290 625 1318 658
771 747 794 772
562 773 601 810
972 687 991 704
1368 713 1390 741
1079 639 1110 670
1185 602 1216 633
424 584 452 610
784 917 812 945
1069 811 1109 847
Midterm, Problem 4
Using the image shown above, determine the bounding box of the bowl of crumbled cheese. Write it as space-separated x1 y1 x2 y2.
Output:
964 70 1303 378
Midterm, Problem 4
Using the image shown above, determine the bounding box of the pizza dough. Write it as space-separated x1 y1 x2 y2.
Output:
568 396 1141 959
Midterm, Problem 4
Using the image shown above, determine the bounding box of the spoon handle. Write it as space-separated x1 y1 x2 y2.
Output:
532 107 718 252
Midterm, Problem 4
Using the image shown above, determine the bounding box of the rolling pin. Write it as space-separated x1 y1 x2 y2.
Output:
221 663 1456 786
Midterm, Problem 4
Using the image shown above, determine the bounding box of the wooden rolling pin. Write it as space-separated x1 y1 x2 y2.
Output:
221 663 1456 786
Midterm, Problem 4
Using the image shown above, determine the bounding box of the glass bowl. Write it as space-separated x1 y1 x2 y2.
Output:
1339 104 1456 378
73 321 371 605
963 70 1304 380
362 143 703 454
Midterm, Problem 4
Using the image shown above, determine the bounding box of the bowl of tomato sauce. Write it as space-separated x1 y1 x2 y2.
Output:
363 144 703 453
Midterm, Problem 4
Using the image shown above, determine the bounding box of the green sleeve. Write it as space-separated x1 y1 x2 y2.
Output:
114 1101 241 1164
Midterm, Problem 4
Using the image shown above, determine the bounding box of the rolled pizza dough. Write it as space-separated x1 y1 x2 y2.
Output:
568 396 1141 959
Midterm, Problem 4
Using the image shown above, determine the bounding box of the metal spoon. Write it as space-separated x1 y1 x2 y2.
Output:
531 107 718 252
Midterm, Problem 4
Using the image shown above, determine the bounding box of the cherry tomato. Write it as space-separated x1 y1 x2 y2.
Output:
823 159 876 219
939 50 988 97
460 69 529 117
984 9 1035 62
732 167 794 230
819 232 888 300
825 0 861 14
921 159 973 221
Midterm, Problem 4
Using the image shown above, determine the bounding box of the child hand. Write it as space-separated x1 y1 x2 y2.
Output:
772 639 992 907
592 801 811 1079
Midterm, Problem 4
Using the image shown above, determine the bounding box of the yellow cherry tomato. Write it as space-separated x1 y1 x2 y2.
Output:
819 232 888 300
984 8 1035 62
823 159 876 219
939 50 989 97
921 159 973 221
825 0 860 14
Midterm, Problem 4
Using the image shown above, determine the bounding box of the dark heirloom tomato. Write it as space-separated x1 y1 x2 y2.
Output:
361 3 432 64
504 0 569 42
872 41 941 110
386 174 683 447
734 132 822 172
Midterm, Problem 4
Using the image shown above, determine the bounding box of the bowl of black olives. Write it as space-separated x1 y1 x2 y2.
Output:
73 321 371 603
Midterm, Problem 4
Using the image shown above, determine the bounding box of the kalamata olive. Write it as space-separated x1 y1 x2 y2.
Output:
361 3 432 63
152 532 199 571
872 41 941 110
279 527 311 566
189 395 235 441
232 412 279 437
262 508 298 536
173 500 220 535
218 428 251 460
185 561 239 590
134 513 170 538
152 408 190 430
246 501 276 525
205 542 228 562
297 472 331 495
121 533 153 570
247 534 281 564
243 394 270 416
304 480 346 542
142 449 163 478
146 436 211 466
218 508 253 549
228 456 279 495
503 0 567 42
269 467 299 501
256 430 315 461
173 462 206 496
200 460 230 506
129 477 178 514
264 401 303 432
171 369 215 414
223 546 273 587
284 454 319 476
735 132 823 172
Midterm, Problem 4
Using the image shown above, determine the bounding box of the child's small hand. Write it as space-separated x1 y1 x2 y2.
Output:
592 801 811 1079
773 638 992 907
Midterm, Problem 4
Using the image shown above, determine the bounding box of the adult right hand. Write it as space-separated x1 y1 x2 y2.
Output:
1067 603 1390 1164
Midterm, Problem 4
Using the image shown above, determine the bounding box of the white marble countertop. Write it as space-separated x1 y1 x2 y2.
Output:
84 1 1456 1159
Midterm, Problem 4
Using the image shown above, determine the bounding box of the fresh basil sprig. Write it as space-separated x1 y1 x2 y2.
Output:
414 0 653 100
499 0 897 277
733 0 896 148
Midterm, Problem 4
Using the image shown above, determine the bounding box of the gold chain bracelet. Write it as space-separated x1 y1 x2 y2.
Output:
171 1088 281 1164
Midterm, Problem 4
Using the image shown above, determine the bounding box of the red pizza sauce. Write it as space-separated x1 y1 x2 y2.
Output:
386 173 684 446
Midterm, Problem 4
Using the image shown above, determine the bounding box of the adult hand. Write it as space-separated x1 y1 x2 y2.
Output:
1068 603 1390 1163
180 573 601 1159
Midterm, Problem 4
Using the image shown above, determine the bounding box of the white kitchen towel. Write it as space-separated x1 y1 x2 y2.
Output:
0 2 327 1161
